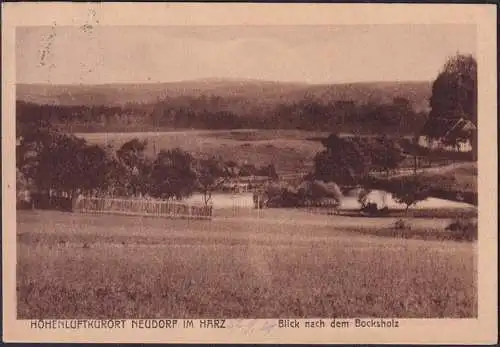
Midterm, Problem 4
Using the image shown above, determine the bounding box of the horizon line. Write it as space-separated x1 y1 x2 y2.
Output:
16 77 433 87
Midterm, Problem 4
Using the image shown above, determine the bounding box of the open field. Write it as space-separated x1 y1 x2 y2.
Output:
77 129 326 174
420 162 477 193
389 162 477 194
17 210 477 319
75 130 479 184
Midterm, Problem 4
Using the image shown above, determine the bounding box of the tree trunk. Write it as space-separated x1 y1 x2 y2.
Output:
203 188 212 206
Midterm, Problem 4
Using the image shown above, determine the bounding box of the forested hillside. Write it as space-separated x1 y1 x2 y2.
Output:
16 79 431 134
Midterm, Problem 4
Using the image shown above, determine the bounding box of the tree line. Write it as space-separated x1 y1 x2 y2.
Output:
16 96 426 134
307 52 478 210
310 133 433 211
16 124 279 208
17 53 477 212
17 53 475 138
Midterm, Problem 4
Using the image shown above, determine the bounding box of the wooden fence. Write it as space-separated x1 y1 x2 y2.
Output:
73 196 213 220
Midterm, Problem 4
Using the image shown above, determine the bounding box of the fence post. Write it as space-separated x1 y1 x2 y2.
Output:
73 196 216 220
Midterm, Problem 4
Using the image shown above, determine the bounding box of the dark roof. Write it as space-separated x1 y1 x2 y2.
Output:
445 118 476 140
420 117 476 139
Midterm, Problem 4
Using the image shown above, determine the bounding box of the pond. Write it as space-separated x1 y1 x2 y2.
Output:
183 193 255 209
183 190 476 211
340 189 476 210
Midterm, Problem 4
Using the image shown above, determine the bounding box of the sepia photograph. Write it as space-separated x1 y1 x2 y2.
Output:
3 3 497 344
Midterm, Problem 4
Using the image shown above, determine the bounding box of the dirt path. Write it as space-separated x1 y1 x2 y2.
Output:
388 161 475 178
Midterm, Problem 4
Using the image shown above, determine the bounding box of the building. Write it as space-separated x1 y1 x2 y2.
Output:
417 117 476 153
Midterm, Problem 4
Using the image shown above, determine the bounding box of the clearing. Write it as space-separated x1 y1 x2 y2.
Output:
76 130 478 194
76 129 326 175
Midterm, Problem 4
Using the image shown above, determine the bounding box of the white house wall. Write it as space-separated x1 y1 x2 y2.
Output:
417 135 472 152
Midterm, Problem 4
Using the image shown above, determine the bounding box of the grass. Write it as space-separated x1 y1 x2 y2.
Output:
370 161 478 205
417 162 477 194
78 130 478 194
401 162 477 194
336 207 477 220
441 163 478 193
344 224 477 242
17 210 477 319
77 129 325 175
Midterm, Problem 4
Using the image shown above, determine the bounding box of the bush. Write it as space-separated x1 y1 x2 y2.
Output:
360 203 390 216
394 219 411 230
30 193 74 211
16 199 33 210
379 206 390 215
445 219 477 241
361 202 379 215
357 188 371 207
391 176 431 212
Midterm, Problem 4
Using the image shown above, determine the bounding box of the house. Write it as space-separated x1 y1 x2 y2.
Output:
417 117 476 153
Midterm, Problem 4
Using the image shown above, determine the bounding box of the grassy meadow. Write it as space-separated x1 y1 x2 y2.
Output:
76 130 479 188
419 162 477 193
17 210 477 319
18 130 478 319
77 129 327 175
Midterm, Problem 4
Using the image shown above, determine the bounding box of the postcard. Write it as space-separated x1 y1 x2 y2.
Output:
2 3 497 344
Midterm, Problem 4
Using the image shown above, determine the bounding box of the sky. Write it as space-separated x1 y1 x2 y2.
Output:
16 25 476 85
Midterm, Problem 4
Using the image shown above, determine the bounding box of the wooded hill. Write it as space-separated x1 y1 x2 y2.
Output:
17 79 431 134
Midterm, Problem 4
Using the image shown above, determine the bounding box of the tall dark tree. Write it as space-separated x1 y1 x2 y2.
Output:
78 144 117 196
369 135 405 176
429 54 477 125
149 148 198 200
391 176 431 213
34 134 84 198
196 157 234 205
116 138 148 169
314 134 369 185
116 138 149 196
32 134 116 199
